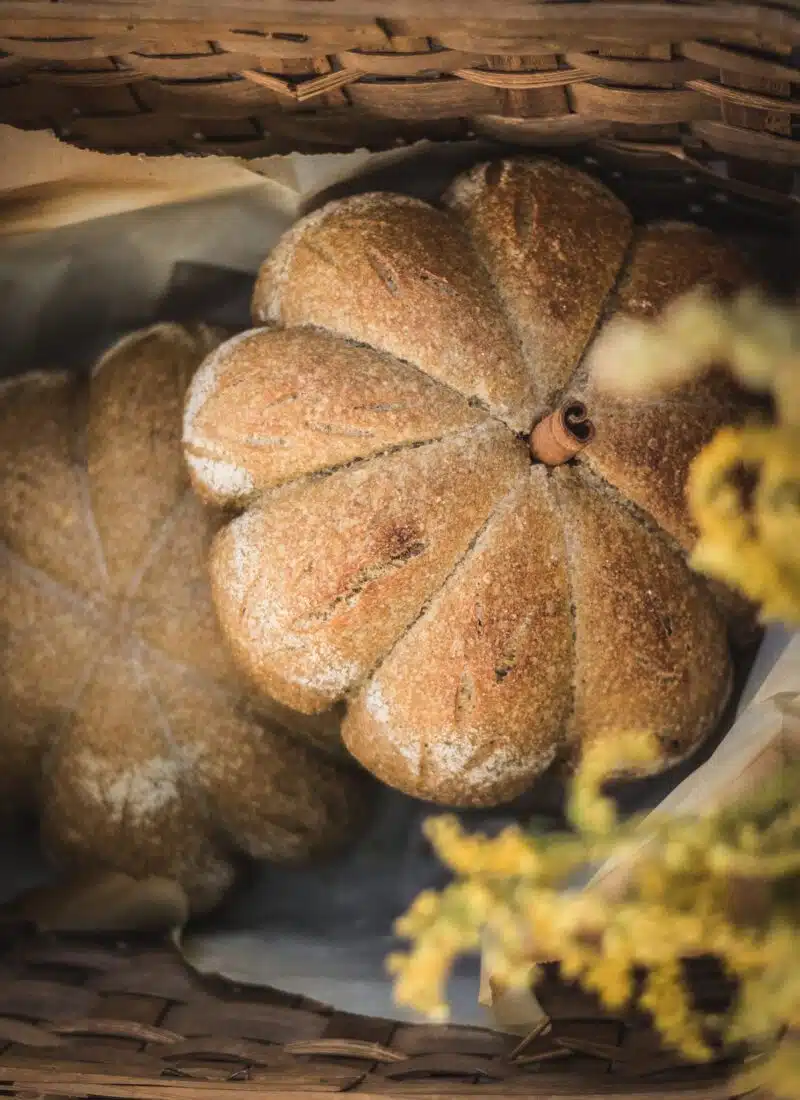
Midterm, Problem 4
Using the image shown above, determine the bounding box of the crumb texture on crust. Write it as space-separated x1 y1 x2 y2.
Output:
0 369 103 599
576 222 751 550
555 465 731 770
209 423 529 715
445 158 634 415
252 190 535 430
1 325 365 913
343 469 573 807
191 157 752 806
184 325 485 507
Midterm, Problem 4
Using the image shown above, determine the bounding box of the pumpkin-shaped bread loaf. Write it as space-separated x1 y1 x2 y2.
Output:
0 324 365 912
184 158 754 809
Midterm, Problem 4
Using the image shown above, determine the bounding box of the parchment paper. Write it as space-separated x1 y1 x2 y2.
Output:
0 133 796 1034
0 125 430 236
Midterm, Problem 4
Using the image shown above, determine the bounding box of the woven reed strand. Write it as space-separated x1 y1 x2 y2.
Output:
0 0 796 203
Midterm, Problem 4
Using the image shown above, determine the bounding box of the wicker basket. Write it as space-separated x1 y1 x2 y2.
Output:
0 927 743 1100
0 0 797 203
0 2 796 1097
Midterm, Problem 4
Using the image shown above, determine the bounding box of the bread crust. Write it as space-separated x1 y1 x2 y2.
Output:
184 325 483 507
1 326 365 911
210 423 529 715
577 223 751 550
554 466 731 772
190 157 753 806
343 469 573 806
445 158 634 416
252 192 534 430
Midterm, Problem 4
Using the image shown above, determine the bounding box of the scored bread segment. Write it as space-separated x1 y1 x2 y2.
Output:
0 372 105 599
554 465 731 772
88 321 222 598
252 192 534 431
40 647 236 912
183 325 486 508
1 326 364 911
209 422 529 715
125 491 238 686
0 548 103 810
343 468 573 807
88 323 222 598
577 223 752 551
445 158 633 416
127 651 361 865
600 221 747 323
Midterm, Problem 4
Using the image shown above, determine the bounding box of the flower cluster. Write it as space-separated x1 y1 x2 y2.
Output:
391 291 800 1097
391 735 800 1090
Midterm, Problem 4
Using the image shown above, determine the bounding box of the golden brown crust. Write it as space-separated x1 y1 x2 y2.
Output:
343 470 573 806
138 655 365 865
126 491 239 686
0 546 103 811
554 466 731 771
614 222 748 321
184 325 484 508
577 223 752 550
0 372 102 812
445 158 633 416
126 442 343 755
210 423 529 715
252 192 533 430
40 649 235 913
88 323 221 597
1 326 365 912
0 372 103 599
191 158 753 808
580 368 747 552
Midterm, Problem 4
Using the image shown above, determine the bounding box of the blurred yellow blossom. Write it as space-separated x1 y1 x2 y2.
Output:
392 752 800 1095
589 288 800 623
392 289 800 1099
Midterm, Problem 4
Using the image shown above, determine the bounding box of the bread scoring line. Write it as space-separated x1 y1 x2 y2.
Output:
443 160 542 419
340 467 531 715
577 458 741 662
254 183 523 431
555 227 642 407
191 421 501 512
2 487 235 749
550 472 582 765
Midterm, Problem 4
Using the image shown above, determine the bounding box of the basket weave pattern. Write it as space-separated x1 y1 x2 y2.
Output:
0 5 793 1097
0 1 797 191
0 934 741 1099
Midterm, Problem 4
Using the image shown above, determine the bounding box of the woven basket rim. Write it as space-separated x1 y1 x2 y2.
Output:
0 0 797 182
0 931 745 1098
